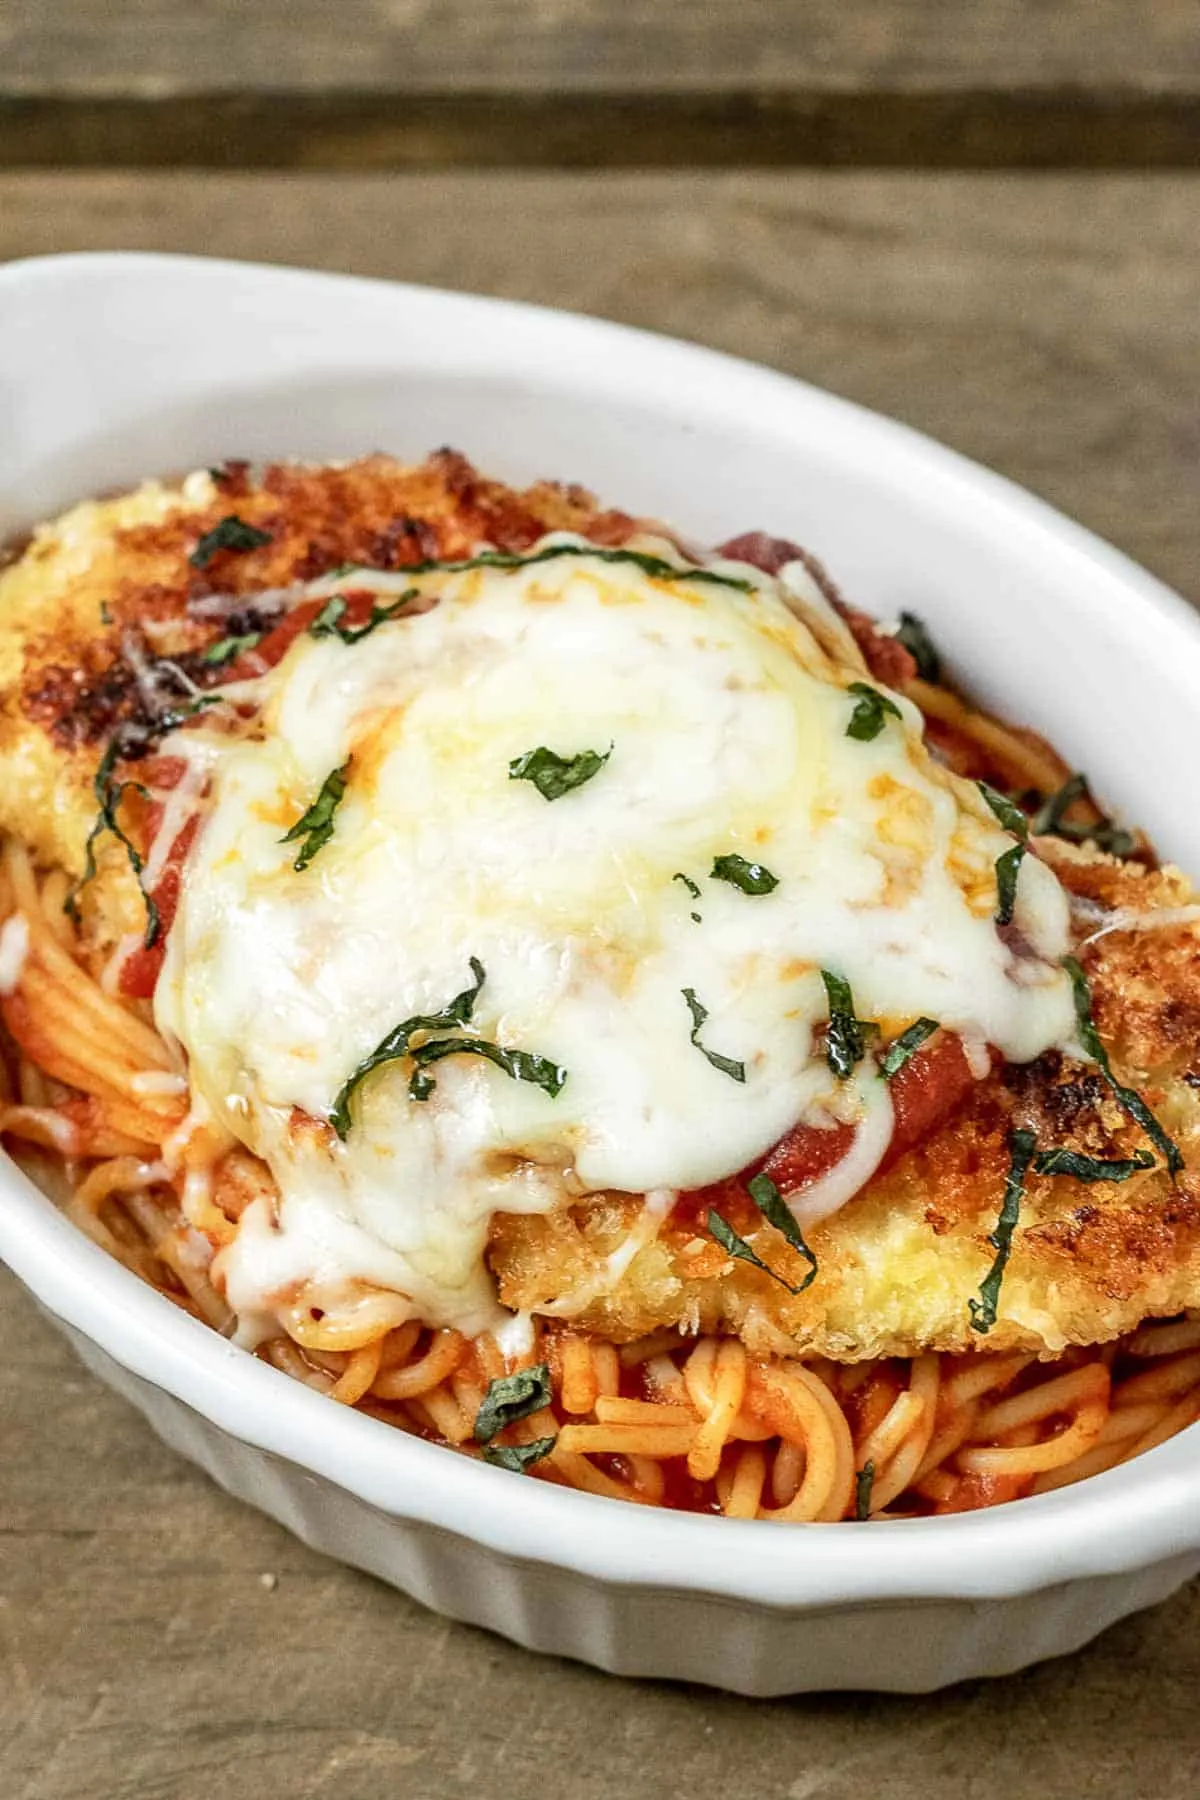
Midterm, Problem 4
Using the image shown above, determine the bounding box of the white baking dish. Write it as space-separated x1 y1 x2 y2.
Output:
1 251 1198 1695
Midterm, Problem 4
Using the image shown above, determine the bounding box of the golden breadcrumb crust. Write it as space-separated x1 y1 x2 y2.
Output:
3 456 1199 1359
492 844 1200 1359
0 452 627 935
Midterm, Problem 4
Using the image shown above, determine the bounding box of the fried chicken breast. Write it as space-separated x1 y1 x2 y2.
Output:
4 454 1199 1362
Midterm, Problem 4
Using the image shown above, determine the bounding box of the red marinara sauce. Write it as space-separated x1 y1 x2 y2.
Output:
679 1031 983 1232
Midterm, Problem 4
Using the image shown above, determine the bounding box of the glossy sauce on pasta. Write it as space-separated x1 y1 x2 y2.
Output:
148 538 1076 1345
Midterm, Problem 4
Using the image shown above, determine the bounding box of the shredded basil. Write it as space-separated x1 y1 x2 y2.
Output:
821 970 871 1080
710 853 779 895
879 1017 939 1079
280 761 350 871
508 744 611 801
406 1035 567 1102
188 514 272 569
483 1437 557 1473
474 1365 553 1443
1033 1147 1155 1182
682 988 746 1084
978 781 1029 927
1031 772 1135 859
977 781 1029 841
308 596 347 636
707 1209 805 1295
894 612 940 682
746 1172 818 1292
63 738 160 948
308 589 418 645
854 1460 876 1521
202 630 262 666
969 1127 1037 1335
335 542 755 595
993 842 1026 928
1062 956 1184 1177
63 700 223 940
673 872 703 920
329 958 486 1137
1032 771 1089 834
845 682 902 742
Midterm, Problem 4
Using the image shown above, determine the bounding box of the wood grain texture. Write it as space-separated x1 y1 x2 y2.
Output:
3 2 1200 167
1 168 1199 1796
8 1 1200 94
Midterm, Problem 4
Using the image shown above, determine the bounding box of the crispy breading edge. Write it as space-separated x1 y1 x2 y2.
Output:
490 845 1200 1359
6 463 1200 1359
0 453 617 943
0 478 214 927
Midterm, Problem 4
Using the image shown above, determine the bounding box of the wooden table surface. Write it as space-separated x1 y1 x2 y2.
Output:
2 1 1200 167
2 8 1200 1792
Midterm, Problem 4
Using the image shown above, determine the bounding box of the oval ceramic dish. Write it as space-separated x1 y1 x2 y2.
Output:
1 252 1199 1696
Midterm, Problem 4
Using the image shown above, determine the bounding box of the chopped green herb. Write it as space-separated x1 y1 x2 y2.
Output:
201 630 262 666
1031 773 1135 859
1063 957 1184 1177
969 1127 1037 1335
336 542 756 595
188 514 272 569
99 600 113 625
854 1460 876 1521
706 1209 806 1295
978 781 1029 927
280 761 350 872
682 988 746 1084
673 871 703 921
474 1364 553 1443
63 738 160 948
977 781 1029 841
1033 1147 1155 1182
746 1172 818 1292
309 595 347 636
508 743 611 801
63 697 226 942
329 958 486 1137
993 842 1026 928
821 970 871 1080
307 589 418 645
483 1437 557 1473
879 1017 939 1079
406 1035 567 1102
894 612 940 682
710 853 779 895
845 682 902 742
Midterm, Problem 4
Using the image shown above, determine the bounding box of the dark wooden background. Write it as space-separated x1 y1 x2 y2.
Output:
2 1 1200 166
2 7 1199 1797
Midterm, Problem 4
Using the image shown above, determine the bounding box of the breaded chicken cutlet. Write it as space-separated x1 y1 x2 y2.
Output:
3 452 1200 1364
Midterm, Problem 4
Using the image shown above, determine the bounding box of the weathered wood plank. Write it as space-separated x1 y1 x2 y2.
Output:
2 2 1200 167
7 1 1200 95
1 169 1199 1795
4 90 1200 171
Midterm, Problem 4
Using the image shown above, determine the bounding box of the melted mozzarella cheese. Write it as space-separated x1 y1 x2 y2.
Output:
155 537 1076 1342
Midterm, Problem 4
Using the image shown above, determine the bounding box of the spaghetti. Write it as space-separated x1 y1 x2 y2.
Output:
4 461 1200 1523
3 831 1199 1522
